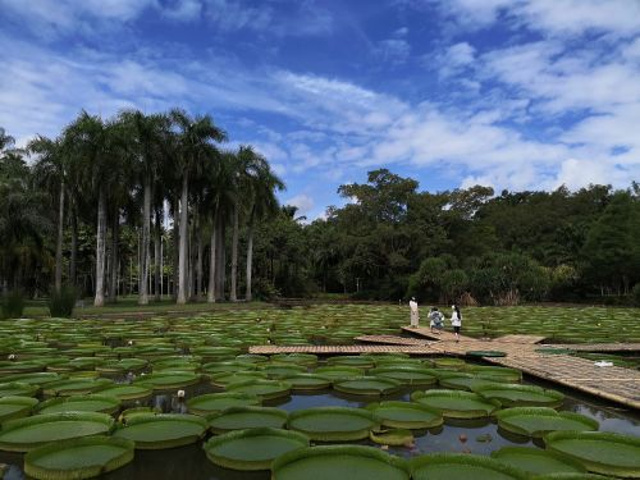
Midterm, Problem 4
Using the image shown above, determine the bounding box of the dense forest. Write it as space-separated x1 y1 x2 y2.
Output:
2 114 640 309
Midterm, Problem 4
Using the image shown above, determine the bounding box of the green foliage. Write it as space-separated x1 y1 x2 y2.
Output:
1 290 25 319
47 286 78 318
632 283 640 306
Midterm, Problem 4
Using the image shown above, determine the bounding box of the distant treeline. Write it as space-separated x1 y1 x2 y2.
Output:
2 117 640 306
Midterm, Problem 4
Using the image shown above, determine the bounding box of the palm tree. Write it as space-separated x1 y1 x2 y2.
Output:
64 111 128 307
241 148 284 301
29 135 67 293
170 109 226 304
0 128 15 152
119 110 171 305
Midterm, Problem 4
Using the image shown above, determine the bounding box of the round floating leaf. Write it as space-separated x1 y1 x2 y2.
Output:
0 396 38 422
113 413 207 450
95 358 148 374
261 364 307 379
369 367 438 386
210 371 268 387
42 378 113 397
0 412 115 452
496 407 599 438
490 446 587 475
226 379 292 400
433 358 467 369
186 392 261 416
24 436 135 480
465 366 522 383
287 407 381 442
370 429 414 446
411 453 529 480
326 356 376 369
544 431 640 478
270 353 318 366
135 371 201 391
35 394 121 415
0 381 39 398
333 376 402 396
204 427 310 471
473 384 565 408
282 373 332 391
208 406 288 434
411 389 501 419
314 366 364 380
118 407 161 424
93 384 153 402
0 372 65 386
366 401 443 429
272 445 410 480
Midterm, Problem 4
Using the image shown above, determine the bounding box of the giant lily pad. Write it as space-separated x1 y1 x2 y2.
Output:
473 384 565 408
411 453 529 480
204 427 310 470
283 373 332 391
326 356 375 369
490 446 587 475
270 353 318 366
226 379 292 400
42 378 113 396
369 367 438 386
208 406 288 434
135 371 201 391
496 407 599 438
210 371 268 387
366 401 443 429
333 376 402 396
544 431 640 478
272 445 410 480
0 412 115 452
113 413 207 449
0 396 38 422
287 407 381 442
186 392 261 416
35 394 121 415
0 381 39 398
93 384 153 402
411 389 501 419
370 429 414 446
314 366 364 380
24 436 135 480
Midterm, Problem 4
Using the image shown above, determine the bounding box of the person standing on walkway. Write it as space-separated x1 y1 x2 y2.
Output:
429 307 444 334
409 297 419 328
451 304 462 342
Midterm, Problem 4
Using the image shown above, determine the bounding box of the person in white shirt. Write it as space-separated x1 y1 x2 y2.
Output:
451 304 462 342
409 297 419 328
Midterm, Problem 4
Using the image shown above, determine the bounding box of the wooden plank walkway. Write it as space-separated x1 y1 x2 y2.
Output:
249 327 640 411
493 334 547 344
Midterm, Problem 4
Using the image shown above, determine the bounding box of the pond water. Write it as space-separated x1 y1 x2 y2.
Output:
1 369 639 480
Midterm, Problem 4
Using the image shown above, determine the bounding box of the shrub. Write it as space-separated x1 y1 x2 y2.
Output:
1 290 25 319
48 286 78 318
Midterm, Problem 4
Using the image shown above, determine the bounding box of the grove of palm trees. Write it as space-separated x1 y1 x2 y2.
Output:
0 109 285 309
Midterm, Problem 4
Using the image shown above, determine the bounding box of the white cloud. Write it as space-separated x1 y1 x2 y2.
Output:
422 0 640 37
376 39 411 64
285 194 315 218
433 42 476 78
162 0 202 21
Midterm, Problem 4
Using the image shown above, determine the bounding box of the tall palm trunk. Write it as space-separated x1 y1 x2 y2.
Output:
215 215 225 300
245 210 255 302
154 208 162 302
94 187 107 307
54 179 65 293
109 212 119 302
196 228 203 300
70 205 78 287
230 200 239 301
139 176 151 305
207 211 217 303
177 173 189 304
172 197 179 299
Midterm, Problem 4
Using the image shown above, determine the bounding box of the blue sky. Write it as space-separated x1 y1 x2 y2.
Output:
2 0 640 220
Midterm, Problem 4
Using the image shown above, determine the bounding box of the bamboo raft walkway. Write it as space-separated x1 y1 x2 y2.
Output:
249 325 640 410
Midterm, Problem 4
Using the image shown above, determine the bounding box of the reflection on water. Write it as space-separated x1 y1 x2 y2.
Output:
1 378 640 479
